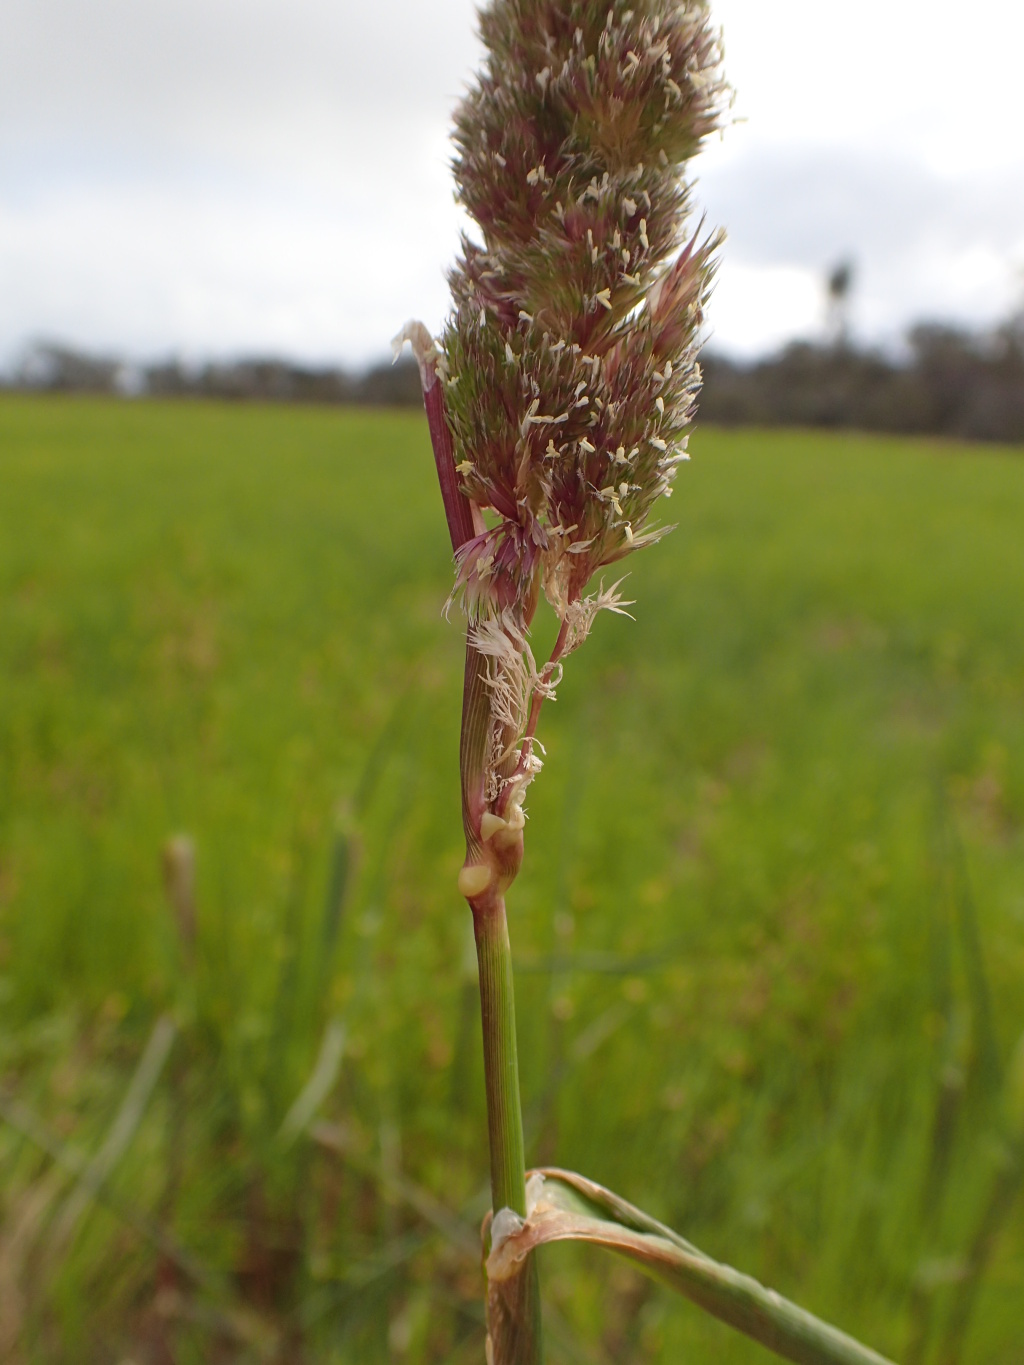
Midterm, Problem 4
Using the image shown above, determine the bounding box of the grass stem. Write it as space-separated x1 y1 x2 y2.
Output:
474 898 543 1363
474 901 527 1216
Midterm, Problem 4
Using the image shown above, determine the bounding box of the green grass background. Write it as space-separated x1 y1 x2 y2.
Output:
0 395 1022 1363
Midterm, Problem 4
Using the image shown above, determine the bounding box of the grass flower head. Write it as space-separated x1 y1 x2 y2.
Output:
401 0 727 905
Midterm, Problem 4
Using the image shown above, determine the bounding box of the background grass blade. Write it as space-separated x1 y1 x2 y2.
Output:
47 1013 176 1258
278 1018 346 1146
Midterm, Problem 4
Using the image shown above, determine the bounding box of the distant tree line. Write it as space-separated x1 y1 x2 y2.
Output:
701 314 1024 445
5 311 1023 444
4 344 424 408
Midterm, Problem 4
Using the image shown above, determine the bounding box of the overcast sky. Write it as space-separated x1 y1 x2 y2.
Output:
2 0 1022 369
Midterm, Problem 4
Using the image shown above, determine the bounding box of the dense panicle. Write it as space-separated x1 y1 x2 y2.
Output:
436 0 725 890
444 0 725 635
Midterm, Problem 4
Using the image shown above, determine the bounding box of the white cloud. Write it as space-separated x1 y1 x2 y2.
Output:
0 0 482 156
0 1 486 367
709 0 1024 174
696 145 1024 351
704 262 823 358
0 146 466 367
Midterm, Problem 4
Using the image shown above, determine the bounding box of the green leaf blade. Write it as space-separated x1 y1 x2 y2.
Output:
484 1170 896 1365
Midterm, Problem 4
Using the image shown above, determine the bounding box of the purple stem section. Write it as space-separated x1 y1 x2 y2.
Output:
416 358 488 852
422 374 476 553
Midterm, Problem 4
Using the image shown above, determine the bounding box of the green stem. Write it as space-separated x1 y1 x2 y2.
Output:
474 899 543 1363
474 901 527 1215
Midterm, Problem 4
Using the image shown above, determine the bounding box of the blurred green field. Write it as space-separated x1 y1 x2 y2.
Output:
0 394 1022 1364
